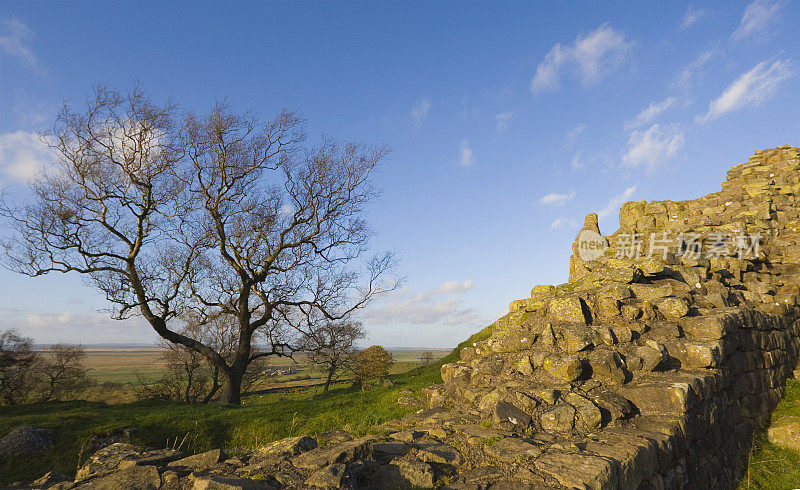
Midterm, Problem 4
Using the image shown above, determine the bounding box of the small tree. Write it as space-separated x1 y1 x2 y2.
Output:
419 350 435 366
352 345 393 383
303 321 364 394
0 329 40 404
0 329 90 404
38 344 91 401
1 85 396 405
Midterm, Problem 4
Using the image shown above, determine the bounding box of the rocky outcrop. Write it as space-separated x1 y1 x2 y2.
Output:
23 146 800 489
0 426 53 458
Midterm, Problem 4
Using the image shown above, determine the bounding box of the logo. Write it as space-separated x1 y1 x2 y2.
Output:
577 229 608 261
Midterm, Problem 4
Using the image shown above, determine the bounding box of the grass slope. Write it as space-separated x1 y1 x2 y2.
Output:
739 377 800 490
0 325 494 485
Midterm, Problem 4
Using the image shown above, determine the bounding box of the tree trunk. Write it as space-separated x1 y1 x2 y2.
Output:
323 362 336 394
219 367 244 406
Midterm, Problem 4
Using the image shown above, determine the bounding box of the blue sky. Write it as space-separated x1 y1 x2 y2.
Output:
0 1 798 347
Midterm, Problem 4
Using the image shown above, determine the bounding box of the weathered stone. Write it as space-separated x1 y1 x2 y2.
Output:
543 355 583 383
590 390 634 423
77 443 176 481
81 465 161 490
414 441 462 464
305 463 346 488
493 401 532 427
620 303 642 321
513 355 533 375
258 435 317 457
531 284 556 297
31 471 69 488
394 460 436 488
192 475 271 490
768 416 800 453
0 426 53 457
484 437 543 462
565 393 602 428
548 297 588 324
635 344 665 371
657 296 689 320
291 437 372 470
631 283 673 301
588 349 627 384
534 451 617 489
168 448 224 469
540 405 575 432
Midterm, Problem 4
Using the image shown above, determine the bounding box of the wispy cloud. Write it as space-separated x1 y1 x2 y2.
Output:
0 18 38 71
364 280 479 327
598 186 637 218
625 97 677 130
696 59 793 123
549 217 578 231
622 124 685 171
673 47 719 90
494 110 516 132
539 190 576 206
1 307 155 344
732 0 784 41
570 152 588 170
531 24 632 93
437 280 475 294
680 7 707 30
0 130 52 182
564 124 585 148
458 140 475 167
410 97 431 130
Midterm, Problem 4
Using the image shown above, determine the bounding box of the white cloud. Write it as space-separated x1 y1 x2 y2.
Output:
365 280 479 327
0 130 52 182
539 190 576 206
680 7 707 30
622 124 685 171
696 59 793 123
411 97 431 130
0 18 38 71
732 0 784 41
278 203 295 216
437 280 475 294
531 24 632 93
549 217 578 231
598 186 637 218
625 97 677 130
458 140 475 167
494 110 516 132
673 47 718 90
10 308 155 344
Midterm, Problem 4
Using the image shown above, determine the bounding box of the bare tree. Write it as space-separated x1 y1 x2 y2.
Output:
0 329 40 404
303 321 364 394
419 350 435 366
138 315 267 403
0 330 89 404
1 85 395 405
38 344 91 401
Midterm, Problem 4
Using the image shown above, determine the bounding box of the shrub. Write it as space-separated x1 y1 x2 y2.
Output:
352 345 393 383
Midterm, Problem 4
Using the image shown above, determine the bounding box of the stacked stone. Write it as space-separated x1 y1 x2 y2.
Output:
422 146 800 488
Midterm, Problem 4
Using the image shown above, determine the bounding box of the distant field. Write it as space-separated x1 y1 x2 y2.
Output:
83 349 166 384
81 346 450 387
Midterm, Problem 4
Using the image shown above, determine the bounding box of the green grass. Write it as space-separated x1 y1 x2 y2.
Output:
739 378 800 490
0 335 486 485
